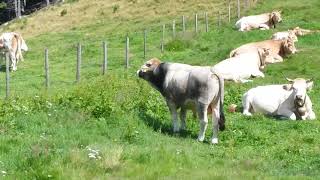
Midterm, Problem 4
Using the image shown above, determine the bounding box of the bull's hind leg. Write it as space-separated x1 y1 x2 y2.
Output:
211 104 220 144
197 103 209 142
242 93 252 116
167 101 180 133
180 107 187 130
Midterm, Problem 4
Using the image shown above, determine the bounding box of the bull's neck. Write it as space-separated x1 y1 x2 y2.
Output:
150 63 167 95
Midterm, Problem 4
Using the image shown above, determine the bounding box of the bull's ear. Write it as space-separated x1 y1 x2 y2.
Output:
306 80 314 91
283 84 292 91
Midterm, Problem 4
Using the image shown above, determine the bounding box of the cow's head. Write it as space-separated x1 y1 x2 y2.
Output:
271 11 282 25
137 58 162 81
283 78 313 107
282 38 297 55
288 30 298 42
293 27 304 36
257 48 271 70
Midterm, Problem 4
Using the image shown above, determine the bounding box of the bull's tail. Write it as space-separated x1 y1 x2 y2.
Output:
213 72 226 131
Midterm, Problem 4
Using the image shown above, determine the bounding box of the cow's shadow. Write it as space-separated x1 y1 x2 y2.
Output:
138 111 198 139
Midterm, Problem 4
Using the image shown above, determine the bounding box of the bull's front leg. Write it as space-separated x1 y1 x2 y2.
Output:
180 107 187 130
278 109 296 120
251 70 265 78
258 24 270 30
167 101 179 133
197 103 208 142
273 54 283 63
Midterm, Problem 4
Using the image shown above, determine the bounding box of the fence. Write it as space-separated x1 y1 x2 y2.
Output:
2 0 257 99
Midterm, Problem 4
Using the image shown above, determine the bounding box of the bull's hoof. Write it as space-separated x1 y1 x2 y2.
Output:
211 138 218 144
197 136 205 142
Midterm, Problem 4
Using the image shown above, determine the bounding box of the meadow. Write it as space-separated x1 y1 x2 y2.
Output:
0 0 320 178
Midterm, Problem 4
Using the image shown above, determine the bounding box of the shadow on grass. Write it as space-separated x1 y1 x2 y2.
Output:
138 111 198 140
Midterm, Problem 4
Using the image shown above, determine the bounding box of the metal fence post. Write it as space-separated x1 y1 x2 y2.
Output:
182 15 186 33
76 43 81 83
195 13 198 33
44 48 49 88
102 41 107 75
172 20 176 38
5 53 10 99
161 24 165 53
228 2 231 23
237 0 241 18
125 35 129 68
144 30 147 59
205 12 209 32
218 11 221 27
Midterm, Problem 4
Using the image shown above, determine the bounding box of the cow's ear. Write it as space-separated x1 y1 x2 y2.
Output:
283 84 292 91
307 80 314 91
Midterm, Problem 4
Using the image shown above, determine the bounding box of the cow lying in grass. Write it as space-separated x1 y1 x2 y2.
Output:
242 78 316 120
272 26 320 41
137 58 226 144
230 38 296 64
0 32 28 71
212 48 271 83
235 11 282 31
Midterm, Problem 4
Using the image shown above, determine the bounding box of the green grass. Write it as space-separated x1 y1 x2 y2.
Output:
1 0 320 178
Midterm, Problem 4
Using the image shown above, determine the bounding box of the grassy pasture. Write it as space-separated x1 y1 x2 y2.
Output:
0 0 320 178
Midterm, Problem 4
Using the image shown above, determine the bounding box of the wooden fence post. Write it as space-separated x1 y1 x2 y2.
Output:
172 20 176 38
182 15 186 33
218 11 221 27
102 41 107 75
161 24 165 53
144 30 147 59
125 35 129 68
205 12 209 32
228 2 231 23
237 0 241 18
76 43 81 83
195 13 198 33
44 48 49 88
5 53 10 99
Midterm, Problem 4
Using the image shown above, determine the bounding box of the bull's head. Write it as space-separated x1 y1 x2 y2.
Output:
137 58 162 81
293 26 304 36
271 11 282 23
257 48 271 70
283 37 297 55
288 30 298 42
283 78 313 107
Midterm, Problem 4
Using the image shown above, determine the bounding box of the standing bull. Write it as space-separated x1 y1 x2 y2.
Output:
242 78 316 120
137 58 226 144
0 32 28 71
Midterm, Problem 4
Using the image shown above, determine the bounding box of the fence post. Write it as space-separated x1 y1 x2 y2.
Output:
172 20 176 38
125 35 129 68
17 0 21 18
218 11 221 27
46 0 50 6
144 30 147 59
182 15 186 33
228 2 231 23
44 48 49 88
237 0 241 18
244 0 249 11
195 13 198 33
5 53 10 99
161 24 165 53
102 41 107 75
205 12 209 32
76 43 81 83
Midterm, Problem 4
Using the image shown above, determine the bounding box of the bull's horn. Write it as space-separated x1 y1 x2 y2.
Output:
285 77 294 82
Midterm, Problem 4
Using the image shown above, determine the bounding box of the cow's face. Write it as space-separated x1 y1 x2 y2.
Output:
137 58 161 81
283 78 313 107
257 48 271 70
293 27 303 36
288 30 298 42
271 11 282 23
283 38 297 55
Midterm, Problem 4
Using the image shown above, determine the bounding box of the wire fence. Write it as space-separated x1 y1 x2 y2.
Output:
1 0 259 99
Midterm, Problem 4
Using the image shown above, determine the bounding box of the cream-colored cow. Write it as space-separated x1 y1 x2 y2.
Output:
235 11 282 31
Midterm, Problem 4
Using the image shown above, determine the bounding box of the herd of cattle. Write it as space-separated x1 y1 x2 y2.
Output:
137 11 319 144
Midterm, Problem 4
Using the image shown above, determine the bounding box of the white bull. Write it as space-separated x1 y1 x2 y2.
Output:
235 11 282 31
242 78 315 120
212 48 270 83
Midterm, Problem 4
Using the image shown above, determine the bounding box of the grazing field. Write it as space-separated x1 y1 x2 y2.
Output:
0 0 320 178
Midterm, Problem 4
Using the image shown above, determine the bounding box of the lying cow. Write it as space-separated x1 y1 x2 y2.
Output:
230 38 296 63
242 78 315 120
137 58 226 144
272 26 320 41
235 11 282 31
0 32 28 71
212 48 270 83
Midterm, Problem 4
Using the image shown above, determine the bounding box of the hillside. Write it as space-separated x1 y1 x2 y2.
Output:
0 0 320 178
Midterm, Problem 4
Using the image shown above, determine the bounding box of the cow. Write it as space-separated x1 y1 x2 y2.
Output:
0 32 28 71
271 30 298 42
229 38 296 64
212 48 271 83
137 58 226 144
242 78 315 120
235 11 282 32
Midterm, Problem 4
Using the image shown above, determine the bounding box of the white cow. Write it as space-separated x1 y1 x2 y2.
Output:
212 48 271 83
235 11 282 32
242 78 315 120
0 32 28 71
271 30 298 42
